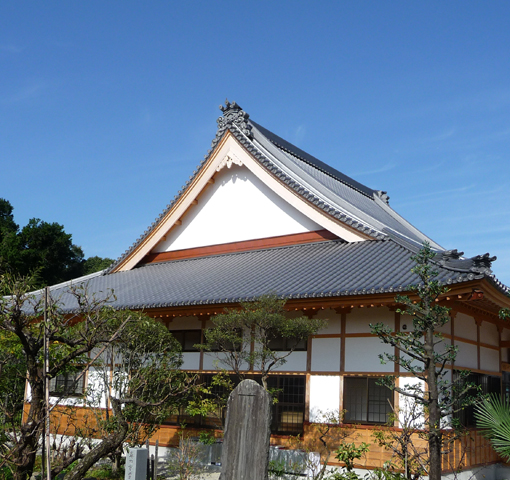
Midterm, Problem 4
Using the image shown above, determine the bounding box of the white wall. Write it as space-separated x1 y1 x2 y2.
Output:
455 313 477 341
344 337 394 372
454 340 478 369
181 353 200 370
312 308 341 334
86 367 108 409
480 321 499 346
154 165 321 252
480 347 500 372
309 375 340 421
271 351 307 372
345 307 394 334
397 376 425 428
311 337 341 372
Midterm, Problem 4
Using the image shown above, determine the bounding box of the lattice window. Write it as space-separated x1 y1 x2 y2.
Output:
171 330 202 352
268 336 307 351
454 372 501 427
268 375 306 434
164 374 306 434
49 372 84 397
343 377 393 424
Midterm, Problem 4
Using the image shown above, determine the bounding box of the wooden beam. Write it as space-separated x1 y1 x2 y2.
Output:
141 230 339 264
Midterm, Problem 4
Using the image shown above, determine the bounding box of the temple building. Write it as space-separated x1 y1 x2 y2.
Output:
45 101 510 473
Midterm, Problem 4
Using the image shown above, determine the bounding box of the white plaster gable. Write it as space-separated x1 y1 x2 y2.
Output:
154 164 322 252
117 133 367 272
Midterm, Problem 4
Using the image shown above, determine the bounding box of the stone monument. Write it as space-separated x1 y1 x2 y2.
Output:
220 379 272 480
124 448 148 480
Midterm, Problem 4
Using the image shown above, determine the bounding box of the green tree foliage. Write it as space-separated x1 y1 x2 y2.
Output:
473 305 510 461
370 243 478 480
0 275 188 480
372 397 428 480
0 199 18 235
0 199 112 288
0 330 26 445
199 294 326 389
64 316 189 480
186 370 234 430
83 256 113 275
17 218 85 286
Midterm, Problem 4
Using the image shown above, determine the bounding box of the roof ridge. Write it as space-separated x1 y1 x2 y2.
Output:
31 269 106 293
249 119 376 198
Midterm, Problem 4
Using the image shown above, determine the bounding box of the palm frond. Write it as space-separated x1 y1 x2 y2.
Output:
475 393 510 460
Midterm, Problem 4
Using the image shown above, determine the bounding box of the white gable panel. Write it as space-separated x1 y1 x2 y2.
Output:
155 165 322 252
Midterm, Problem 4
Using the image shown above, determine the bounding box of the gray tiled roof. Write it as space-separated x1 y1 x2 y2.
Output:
50 239 503 313
248 120 443 250
108 101 443 273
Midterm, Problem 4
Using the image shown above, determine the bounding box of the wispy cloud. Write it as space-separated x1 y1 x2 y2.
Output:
139 107 152 125
409 184 475 200
428 127 456 142
352 162 398 177
293 125 306 145
0 44 23 54
397 184 506 209
49 40 74 49
1 83 47 104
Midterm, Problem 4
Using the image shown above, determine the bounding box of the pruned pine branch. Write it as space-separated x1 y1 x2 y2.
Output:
370 243 483 480
198 294 325 390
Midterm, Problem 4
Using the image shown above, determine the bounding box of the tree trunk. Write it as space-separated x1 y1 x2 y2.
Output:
428 425 442 480
64 400 129 480
111 449 122 475
13 371 45 480
426 324 442 480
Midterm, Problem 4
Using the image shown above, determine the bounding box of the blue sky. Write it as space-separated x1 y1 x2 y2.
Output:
1 1 510 285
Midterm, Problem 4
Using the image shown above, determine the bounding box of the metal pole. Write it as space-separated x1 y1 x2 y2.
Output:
44 286 51 480
154 439 158 480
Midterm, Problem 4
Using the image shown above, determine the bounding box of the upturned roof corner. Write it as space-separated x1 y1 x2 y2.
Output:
436 249 498 275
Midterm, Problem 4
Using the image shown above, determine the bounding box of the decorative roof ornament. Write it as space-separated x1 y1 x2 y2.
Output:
375 190 390 205
209 100 253 154
435 248 497 276
437 249 464 266
216 152 244 171
471 253 497 275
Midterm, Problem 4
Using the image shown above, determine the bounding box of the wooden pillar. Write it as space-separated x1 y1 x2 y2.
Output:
338 308 348 415
450 310 457 372
199 317 208 372
475 318 482 371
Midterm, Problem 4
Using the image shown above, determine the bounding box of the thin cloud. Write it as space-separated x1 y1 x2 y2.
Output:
407 161 446 175
0 44 23 53
352 162 397 177
139 107 152 125
398 184 505 208
293 125 306 145
429 128 456 142
1 83 47 103
49 41 74 49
